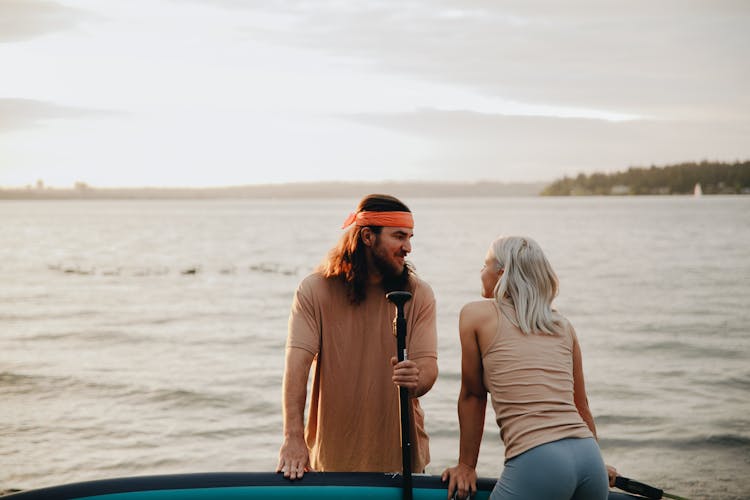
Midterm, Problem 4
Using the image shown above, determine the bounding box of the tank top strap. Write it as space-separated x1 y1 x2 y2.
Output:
492 300 504 337
479 300 504 357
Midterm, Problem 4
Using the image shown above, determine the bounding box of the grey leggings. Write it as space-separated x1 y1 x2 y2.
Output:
490 437 609 500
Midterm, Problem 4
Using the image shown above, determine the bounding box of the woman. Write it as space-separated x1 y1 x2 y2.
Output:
442 236 612 500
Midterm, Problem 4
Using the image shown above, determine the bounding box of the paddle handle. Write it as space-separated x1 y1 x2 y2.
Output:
615 476 663 499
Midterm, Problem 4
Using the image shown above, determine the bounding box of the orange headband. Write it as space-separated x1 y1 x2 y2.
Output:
341 211 414 229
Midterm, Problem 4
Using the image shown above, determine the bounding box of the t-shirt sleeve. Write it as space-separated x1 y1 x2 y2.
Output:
286 277 321 355
407 280 438 360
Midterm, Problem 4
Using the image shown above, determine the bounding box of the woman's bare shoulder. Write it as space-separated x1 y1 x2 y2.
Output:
460 300 496 323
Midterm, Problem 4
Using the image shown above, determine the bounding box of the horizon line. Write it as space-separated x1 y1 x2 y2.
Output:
0 179 549 191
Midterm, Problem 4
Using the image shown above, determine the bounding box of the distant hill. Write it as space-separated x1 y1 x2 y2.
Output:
542 160 750 196
0 181 546 200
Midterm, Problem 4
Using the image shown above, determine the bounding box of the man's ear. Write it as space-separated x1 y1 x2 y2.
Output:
361 227 375 247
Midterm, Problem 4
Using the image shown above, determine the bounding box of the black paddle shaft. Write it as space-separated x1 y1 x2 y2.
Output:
615 476 663 499
386 291 413 500
614 475 692 500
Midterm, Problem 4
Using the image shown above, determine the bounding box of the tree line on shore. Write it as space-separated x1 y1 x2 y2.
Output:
541 160 750 196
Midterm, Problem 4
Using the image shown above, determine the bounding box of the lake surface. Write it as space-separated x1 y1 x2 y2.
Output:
1 196 748 499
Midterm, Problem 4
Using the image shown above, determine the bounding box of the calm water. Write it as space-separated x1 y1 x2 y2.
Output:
1 197 749 499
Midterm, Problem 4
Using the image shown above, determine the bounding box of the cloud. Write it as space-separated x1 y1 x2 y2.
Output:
3 1 747 186
0 0 85 43
0 99 117 131
224 1 750 121
346 109 750 180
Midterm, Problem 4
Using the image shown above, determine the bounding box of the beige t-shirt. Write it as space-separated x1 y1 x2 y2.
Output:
287 272 437 472
481 300 593 460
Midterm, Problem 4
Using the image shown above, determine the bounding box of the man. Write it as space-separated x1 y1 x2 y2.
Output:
277 194 438 479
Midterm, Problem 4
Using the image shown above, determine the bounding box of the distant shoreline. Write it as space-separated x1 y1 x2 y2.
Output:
541 160 750 196
4 163 749 200
0 181 546 200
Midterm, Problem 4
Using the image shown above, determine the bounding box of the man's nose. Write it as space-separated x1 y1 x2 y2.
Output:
403 239 412 253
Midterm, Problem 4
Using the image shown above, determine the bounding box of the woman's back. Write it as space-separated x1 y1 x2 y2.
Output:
478 299 593 460
442 236 609 500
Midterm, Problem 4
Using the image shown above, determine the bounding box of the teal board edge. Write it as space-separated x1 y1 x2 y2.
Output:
4 473 493 500
6 472 641 499
79 485 488 500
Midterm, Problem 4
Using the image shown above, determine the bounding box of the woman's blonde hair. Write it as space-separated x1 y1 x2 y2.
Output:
490 236 564 335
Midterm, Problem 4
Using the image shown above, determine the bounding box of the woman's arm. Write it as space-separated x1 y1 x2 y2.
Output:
572 334 598 439
457 305 488 468
442 303 488 499
573 328 620 485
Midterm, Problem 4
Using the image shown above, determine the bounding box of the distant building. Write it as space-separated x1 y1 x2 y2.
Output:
610 184 630 195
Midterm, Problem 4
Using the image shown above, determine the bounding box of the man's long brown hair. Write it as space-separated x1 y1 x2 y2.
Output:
318 194 412 304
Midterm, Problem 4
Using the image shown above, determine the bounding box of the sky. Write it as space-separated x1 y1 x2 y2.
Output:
1 0 748 188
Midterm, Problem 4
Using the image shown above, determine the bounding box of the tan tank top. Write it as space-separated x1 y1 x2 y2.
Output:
480 299 593 460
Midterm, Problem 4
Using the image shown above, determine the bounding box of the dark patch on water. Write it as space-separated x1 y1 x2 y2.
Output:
45 262 300 277
0 371 134 398
617 339 745 359
143 387 239 410
249 263 298 276
18 329 146 345
600 433 750 451
594 414 668 427
724 372 750 390
0 371 37 389
95 457 184 472
172 427 257 440
0 371 75 395
0 310 100 322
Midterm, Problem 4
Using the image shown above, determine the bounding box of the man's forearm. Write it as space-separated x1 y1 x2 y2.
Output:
413 357 438 398
282 348 314 437
282 387 306 438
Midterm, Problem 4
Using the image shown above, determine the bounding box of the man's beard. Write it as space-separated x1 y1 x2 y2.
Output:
372 251 411 293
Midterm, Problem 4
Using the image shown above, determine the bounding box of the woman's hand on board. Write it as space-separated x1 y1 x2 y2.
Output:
606 464 618 487
441 462 477 499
